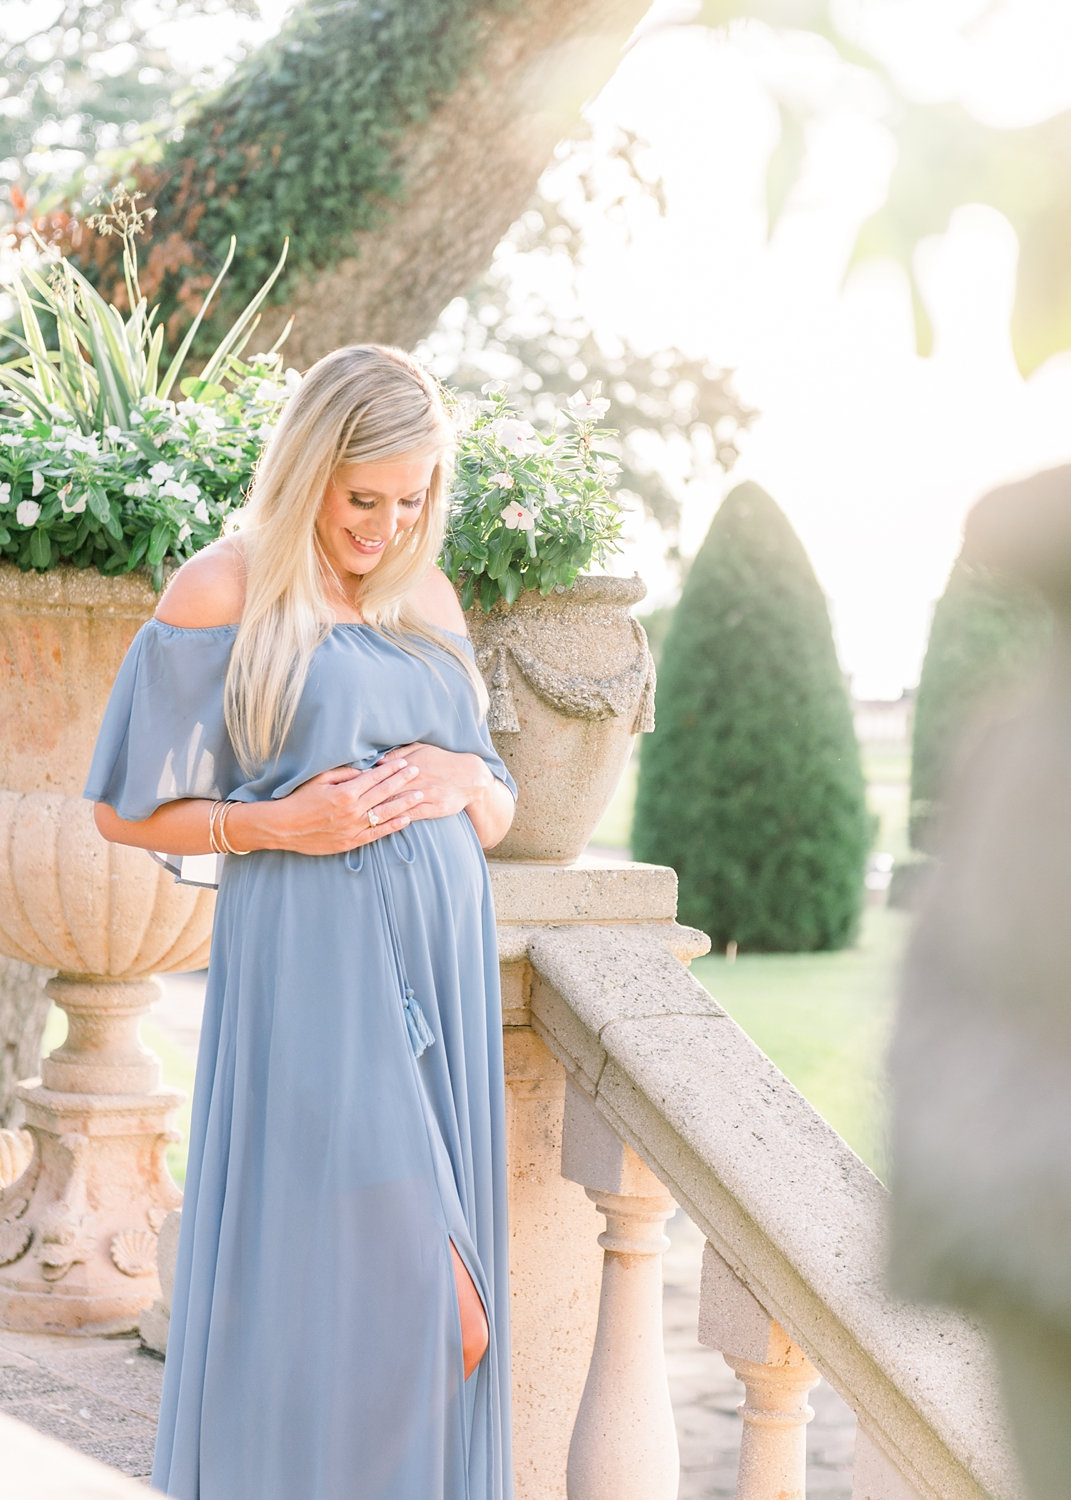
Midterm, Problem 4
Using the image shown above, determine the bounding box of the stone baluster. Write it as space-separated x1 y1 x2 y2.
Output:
699 1241 820 1500
559 1077 679 1500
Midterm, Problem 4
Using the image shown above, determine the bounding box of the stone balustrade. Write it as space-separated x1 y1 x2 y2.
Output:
493 857 1024 1500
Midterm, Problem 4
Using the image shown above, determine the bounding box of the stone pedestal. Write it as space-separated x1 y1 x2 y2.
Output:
0 977 184 1333
0 567 214 1333
491 855 692 1500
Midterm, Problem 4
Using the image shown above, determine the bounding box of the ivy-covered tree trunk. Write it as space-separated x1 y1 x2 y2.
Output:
72 0 650 364
0 958 50 1129
266 0 651 361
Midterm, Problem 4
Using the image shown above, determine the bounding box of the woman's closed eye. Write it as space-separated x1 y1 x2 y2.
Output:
348 493 426 510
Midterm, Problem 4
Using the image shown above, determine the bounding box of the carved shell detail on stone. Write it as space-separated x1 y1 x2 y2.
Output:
110 1227 159 1277
478 618 656 735
0 1197 32 1266
146 1206 169 1233
37 1195 97 1282
0 1128 34 1190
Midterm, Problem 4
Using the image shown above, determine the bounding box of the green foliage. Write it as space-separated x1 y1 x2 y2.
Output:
909 554 1051 850
0 357 289 587
96 0 519 327
631 481 869 953
0 203 295 587
442 384 624 611
1 191 288 432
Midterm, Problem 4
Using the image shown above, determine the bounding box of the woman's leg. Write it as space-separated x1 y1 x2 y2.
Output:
449 1238 489 1379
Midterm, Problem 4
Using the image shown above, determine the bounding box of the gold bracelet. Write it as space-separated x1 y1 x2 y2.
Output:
207 799 226 855
217 799 250 856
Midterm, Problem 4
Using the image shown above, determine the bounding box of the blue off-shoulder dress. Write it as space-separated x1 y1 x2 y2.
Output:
82 617 517 1500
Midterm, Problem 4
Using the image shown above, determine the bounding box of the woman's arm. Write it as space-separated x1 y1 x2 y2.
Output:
464 776 517 851
93 760 426 856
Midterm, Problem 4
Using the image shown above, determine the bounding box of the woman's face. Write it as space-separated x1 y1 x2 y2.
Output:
315 450 439 588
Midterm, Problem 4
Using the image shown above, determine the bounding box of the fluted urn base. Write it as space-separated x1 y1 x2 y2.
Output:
0 976 184 1334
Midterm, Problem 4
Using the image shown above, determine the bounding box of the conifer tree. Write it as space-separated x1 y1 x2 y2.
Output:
909 555 1050 850
631 482 869 952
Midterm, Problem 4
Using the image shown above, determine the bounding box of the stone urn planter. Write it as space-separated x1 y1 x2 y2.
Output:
465 573 656 863
0 564 215 1333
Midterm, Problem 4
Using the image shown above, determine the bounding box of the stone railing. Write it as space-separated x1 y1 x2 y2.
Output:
494 857 1023 1500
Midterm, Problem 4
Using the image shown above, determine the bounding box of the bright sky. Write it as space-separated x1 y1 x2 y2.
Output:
580 0 1071 696
29 0 1071 697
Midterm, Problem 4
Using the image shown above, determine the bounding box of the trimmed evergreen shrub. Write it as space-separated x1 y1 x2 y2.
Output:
909 555 1051 850
631 482 869 953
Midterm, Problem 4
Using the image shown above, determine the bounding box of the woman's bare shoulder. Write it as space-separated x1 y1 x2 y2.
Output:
408 563 467 636
154 536 247 628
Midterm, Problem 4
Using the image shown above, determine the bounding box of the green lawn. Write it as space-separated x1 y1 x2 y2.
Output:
691 906 908 1178
593 733 912 1179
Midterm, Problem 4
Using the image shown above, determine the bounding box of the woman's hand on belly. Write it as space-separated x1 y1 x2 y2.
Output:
255 761 426 855
375 743 490 820
376 744 515 849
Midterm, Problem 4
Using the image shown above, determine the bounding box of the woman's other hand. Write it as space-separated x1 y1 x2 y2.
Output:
377 743 515 849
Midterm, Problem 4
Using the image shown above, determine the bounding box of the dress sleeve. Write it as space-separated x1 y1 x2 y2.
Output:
82 619 242 889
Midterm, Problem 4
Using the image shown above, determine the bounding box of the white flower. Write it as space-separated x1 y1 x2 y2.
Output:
221 508 246 536
64 431 99 457
31 470 44 496
129 410 144 426
490 417 539 456
176 521 192 543
193 497 210 524
489 470 514 490
480 380 506 397
0 432 25 448
254 380 287 404
161 478 201 505
0 482 10 505
594 455 622 479
60 487 87 515
16 500 41 526
500 501 536 532
149 461 175 485
543 482 562 506
566 388 611 421
124 479 151 499
104 425 121 442
284 367 303 395
176 399 223 435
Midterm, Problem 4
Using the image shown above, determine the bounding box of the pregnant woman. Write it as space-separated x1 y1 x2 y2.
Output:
83 344 517 1499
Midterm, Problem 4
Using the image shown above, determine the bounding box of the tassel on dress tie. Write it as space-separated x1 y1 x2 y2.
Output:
350 834 436 1059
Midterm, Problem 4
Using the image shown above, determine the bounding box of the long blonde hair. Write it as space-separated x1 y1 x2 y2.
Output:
224 343 487 774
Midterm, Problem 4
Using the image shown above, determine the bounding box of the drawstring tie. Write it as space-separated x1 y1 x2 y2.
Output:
348 833 435 1058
